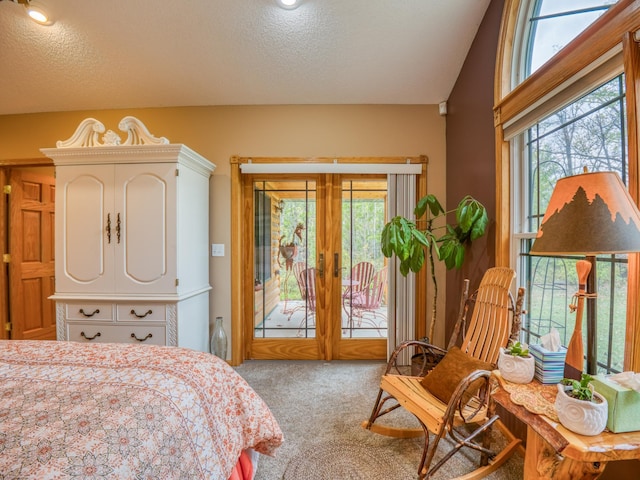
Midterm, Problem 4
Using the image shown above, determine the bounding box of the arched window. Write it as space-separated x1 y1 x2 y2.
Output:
517 1 617 81
495 0 640 373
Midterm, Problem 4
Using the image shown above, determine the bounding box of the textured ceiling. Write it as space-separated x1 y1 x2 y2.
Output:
0 0 491 115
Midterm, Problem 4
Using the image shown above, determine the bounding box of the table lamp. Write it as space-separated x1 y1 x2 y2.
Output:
530 170 640 377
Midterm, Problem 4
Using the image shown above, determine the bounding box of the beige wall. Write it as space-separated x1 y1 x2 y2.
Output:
0 104 446 355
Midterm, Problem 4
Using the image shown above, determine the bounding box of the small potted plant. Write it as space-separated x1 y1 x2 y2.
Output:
278 222 305 271
555 373 608 436
497 341 535 384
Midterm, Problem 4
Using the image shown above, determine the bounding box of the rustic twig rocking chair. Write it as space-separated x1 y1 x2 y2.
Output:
362 267 525 480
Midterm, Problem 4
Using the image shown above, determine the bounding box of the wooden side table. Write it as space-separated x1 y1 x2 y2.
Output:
491 374 640 479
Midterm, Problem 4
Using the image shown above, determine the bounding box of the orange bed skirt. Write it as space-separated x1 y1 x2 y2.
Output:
228 450 255 480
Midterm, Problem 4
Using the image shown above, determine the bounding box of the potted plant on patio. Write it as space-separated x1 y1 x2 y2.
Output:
498 341 535 384
279 222 305 271
555 373 608 436
380 194 488 343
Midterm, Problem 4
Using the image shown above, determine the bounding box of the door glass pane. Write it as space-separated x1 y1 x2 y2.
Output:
341 179 388 339
253 180 317 338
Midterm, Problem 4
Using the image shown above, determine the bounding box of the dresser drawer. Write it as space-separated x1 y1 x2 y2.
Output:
64 303 114 321
116 304 167 322
67 324 166 346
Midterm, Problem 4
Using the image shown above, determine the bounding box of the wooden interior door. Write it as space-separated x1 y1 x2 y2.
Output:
8 169 56 340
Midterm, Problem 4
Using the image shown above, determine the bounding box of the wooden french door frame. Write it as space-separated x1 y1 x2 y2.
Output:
229 156 428 365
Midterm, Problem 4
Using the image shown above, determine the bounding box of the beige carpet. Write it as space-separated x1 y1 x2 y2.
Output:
234 360 524 479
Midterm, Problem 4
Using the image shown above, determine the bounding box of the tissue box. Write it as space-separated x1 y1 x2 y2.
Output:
529 344 567 384
592 375 640 433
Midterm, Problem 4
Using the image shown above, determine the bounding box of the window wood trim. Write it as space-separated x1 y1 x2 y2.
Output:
495 0 640 370
623 31 640 370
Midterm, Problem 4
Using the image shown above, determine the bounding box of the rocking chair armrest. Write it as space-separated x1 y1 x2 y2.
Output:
444 369 493 422
386 341 448 376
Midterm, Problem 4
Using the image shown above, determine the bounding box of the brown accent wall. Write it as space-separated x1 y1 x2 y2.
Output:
445 0 504 339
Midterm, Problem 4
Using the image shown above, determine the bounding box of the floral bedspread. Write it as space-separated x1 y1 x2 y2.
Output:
0 340 283 479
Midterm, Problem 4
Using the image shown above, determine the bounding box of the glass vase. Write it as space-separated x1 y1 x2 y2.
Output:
210 316 228 360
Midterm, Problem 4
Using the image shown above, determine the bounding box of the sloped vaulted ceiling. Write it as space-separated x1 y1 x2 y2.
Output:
0 0 490 115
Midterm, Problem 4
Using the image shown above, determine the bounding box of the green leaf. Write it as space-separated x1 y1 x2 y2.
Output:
399 260 410 276
454 198 488 243
414 195 429 218
409 245 425 272
453 245 465 269
412 228 430 247
427 195 444 217
415 194 444 218
381 223 393 257
470 209 489 241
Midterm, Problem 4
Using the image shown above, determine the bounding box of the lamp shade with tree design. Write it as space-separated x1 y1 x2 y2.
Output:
530 171 640 375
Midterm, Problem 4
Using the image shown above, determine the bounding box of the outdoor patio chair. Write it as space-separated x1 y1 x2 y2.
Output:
343 261 375 298
349 266 387 332
342 261 375 319
362 266 525 480
285 261 309 321
295 267 317 335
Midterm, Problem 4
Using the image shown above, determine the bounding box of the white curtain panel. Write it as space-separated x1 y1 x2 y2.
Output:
386 174 416 364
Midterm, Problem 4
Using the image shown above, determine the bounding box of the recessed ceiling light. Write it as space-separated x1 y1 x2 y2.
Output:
276 0 300 10
25 1 54 25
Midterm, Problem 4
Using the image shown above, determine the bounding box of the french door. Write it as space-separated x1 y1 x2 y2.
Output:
246 174 388 360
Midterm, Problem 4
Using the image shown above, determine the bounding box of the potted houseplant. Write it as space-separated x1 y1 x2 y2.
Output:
381 194 488 342
497 341 535 384
555 373 608 436
279 222 305 271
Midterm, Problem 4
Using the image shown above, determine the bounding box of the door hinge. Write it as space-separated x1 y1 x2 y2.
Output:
175 278 179 286
3 185 11 194
175 168 179 176
2 254 10 263
4 322 11 332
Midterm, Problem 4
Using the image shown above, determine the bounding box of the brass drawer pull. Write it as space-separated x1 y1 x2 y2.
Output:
80 331 101 340
79 308 100 317
131 333 152 342
130 309 152 318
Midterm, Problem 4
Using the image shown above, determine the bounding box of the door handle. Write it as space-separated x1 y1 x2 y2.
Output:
318 253 324 278
334 253 339 277
116 213 121 244
106 213 111 244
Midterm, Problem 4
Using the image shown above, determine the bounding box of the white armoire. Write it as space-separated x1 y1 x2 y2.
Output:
43 116 215 352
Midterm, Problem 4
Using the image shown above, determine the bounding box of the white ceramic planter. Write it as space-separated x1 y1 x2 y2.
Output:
497 348 535 384
555 384 608 436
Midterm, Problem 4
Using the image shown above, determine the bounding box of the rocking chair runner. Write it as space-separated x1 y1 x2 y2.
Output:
362 267 526 480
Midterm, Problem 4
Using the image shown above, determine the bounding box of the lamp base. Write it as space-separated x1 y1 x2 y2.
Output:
563 362 582 381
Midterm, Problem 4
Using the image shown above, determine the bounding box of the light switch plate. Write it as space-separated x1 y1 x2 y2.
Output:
211 244 225 257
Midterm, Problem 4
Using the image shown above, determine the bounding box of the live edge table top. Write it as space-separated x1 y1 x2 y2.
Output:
491 373 640 464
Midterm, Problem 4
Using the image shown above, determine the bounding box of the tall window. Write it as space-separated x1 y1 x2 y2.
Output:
511 0 626 373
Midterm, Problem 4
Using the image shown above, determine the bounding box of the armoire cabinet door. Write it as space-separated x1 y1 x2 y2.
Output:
56 163 177 295
115 163 176 294
56 165 115 294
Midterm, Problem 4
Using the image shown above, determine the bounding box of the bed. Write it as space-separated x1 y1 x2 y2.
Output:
0 340 283 479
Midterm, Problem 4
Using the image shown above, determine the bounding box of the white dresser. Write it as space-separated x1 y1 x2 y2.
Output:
43 116 215 352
